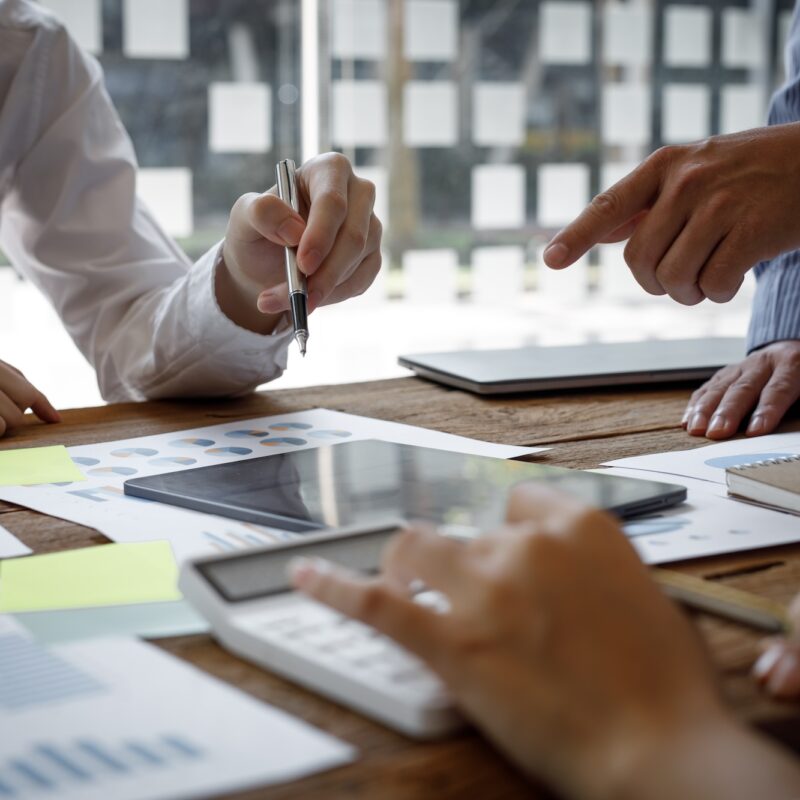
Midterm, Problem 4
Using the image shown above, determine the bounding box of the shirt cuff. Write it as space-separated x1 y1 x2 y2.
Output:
187 241 293 387
747 253 800 352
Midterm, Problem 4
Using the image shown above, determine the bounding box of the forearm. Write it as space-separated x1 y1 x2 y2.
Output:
616 713 800 800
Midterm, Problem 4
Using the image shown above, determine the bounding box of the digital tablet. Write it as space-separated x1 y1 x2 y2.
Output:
124 440 686 533
398 338 745 395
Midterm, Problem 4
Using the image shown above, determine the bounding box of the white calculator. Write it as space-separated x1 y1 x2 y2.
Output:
179 523 462 739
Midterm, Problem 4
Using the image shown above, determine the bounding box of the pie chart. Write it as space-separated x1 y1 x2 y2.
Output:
149 457 197 467
169 438 215 449
704 453 796 469
72 457 100 466
269 422 313 431
260 437 306 447
110 447 159 458
225 429 270 439
309 430 352 439
205 447 253 456
88 466 138 477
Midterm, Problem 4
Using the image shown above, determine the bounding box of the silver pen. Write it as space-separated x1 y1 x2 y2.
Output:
275 159 309 356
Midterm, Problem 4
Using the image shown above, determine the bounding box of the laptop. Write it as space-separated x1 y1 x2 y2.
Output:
398 337 745 395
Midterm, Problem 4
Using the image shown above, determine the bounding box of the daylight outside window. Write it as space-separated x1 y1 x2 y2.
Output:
0 0 787 408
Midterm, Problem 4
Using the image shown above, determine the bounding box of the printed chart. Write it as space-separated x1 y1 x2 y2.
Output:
601 468 800 564
0 629 353 800
0 408 540 564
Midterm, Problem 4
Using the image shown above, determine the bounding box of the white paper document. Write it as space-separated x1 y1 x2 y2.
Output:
0 408 544 564
598 468 800 564
604 432 800 485
0 628 353 799
0 521 31 558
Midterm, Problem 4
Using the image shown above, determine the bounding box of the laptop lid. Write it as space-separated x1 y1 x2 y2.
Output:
398 338 746 395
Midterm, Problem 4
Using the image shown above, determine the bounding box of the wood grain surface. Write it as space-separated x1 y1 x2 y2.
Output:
3 377 800 799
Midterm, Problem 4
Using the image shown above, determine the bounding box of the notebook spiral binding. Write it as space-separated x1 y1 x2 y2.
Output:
732 454 800 470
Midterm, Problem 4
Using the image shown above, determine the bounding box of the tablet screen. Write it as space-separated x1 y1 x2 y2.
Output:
124 440 686 532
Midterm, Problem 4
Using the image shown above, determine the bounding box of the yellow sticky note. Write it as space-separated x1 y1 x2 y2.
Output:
0 541 181 612
0 445 86 486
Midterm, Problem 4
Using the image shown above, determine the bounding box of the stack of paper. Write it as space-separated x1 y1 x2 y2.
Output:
0 408 543 564
598 432 800 564
0 542 208 642
0 619 354 799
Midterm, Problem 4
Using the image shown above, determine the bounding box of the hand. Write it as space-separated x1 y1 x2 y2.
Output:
682 340 800 439
290 485 732 800
754 592 800 699
0 359 60 437
543 124 800 305
216 153 382 334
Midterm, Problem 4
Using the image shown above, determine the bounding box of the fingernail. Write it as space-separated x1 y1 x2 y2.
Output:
543 242 569 268
681 407 692 427
288 556 316 587
277 217 305 246
767 651 800 698
688 411 708 434
754 643 785 682
308 289 323 312
748 414 766 436
706 414 728 436
299 249 322 275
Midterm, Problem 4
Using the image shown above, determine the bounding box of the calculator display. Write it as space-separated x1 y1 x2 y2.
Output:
198 525 400 602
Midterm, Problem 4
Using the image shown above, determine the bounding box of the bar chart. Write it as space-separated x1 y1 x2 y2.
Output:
0 735 205 797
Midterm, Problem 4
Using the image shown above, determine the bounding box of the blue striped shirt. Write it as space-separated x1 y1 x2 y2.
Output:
747 2 800 351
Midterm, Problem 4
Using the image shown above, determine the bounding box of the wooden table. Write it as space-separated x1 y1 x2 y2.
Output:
4 377 800 799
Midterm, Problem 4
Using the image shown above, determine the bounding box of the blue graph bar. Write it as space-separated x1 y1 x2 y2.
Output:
10 759 53 790
162 735 202 759
36 744 91 782
2 733 205 795
203 531 235 550
77 740 128 773
0 635 104 711
124 741 164 766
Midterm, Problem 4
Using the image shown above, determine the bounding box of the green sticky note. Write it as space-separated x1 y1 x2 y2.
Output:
0 445 86 486
0 541 181 612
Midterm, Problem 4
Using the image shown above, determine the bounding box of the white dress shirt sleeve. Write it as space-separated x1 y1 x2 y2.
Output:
0 1 292 403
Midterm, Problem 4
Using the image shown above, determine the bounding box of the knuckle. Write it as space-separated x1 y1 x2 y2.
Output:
358 178 377 207
623 238 654 272
766 378 797 398
323 189 348 218
342 224 368 253
731 376 762 395
322 151 352 173
650 145 680 168
354 583 390 623
369 214 383 243
672 163 706 195
698 271 738 303
590 188 624 220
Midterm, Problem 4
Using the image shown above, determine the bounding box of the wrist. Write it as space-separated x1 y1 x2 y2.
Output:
603 705 800 800
215 251 284 335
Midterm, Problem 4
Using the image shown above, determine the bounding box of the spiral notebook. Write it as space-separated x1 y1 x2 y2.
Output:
726 456 800 515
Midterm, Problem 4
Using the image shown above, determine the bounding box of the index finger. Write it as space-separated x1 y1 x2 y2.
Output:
296 155 352 276
543 154 664 269
289 557 447 667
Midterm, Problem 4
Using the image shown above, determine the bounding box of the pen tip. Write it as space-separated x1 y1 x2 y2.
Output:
295 331 308 357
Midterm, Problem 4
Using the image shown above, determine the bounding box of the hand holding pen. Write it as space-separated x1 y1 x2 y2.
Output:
276 159 309 355
217 153 383 340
